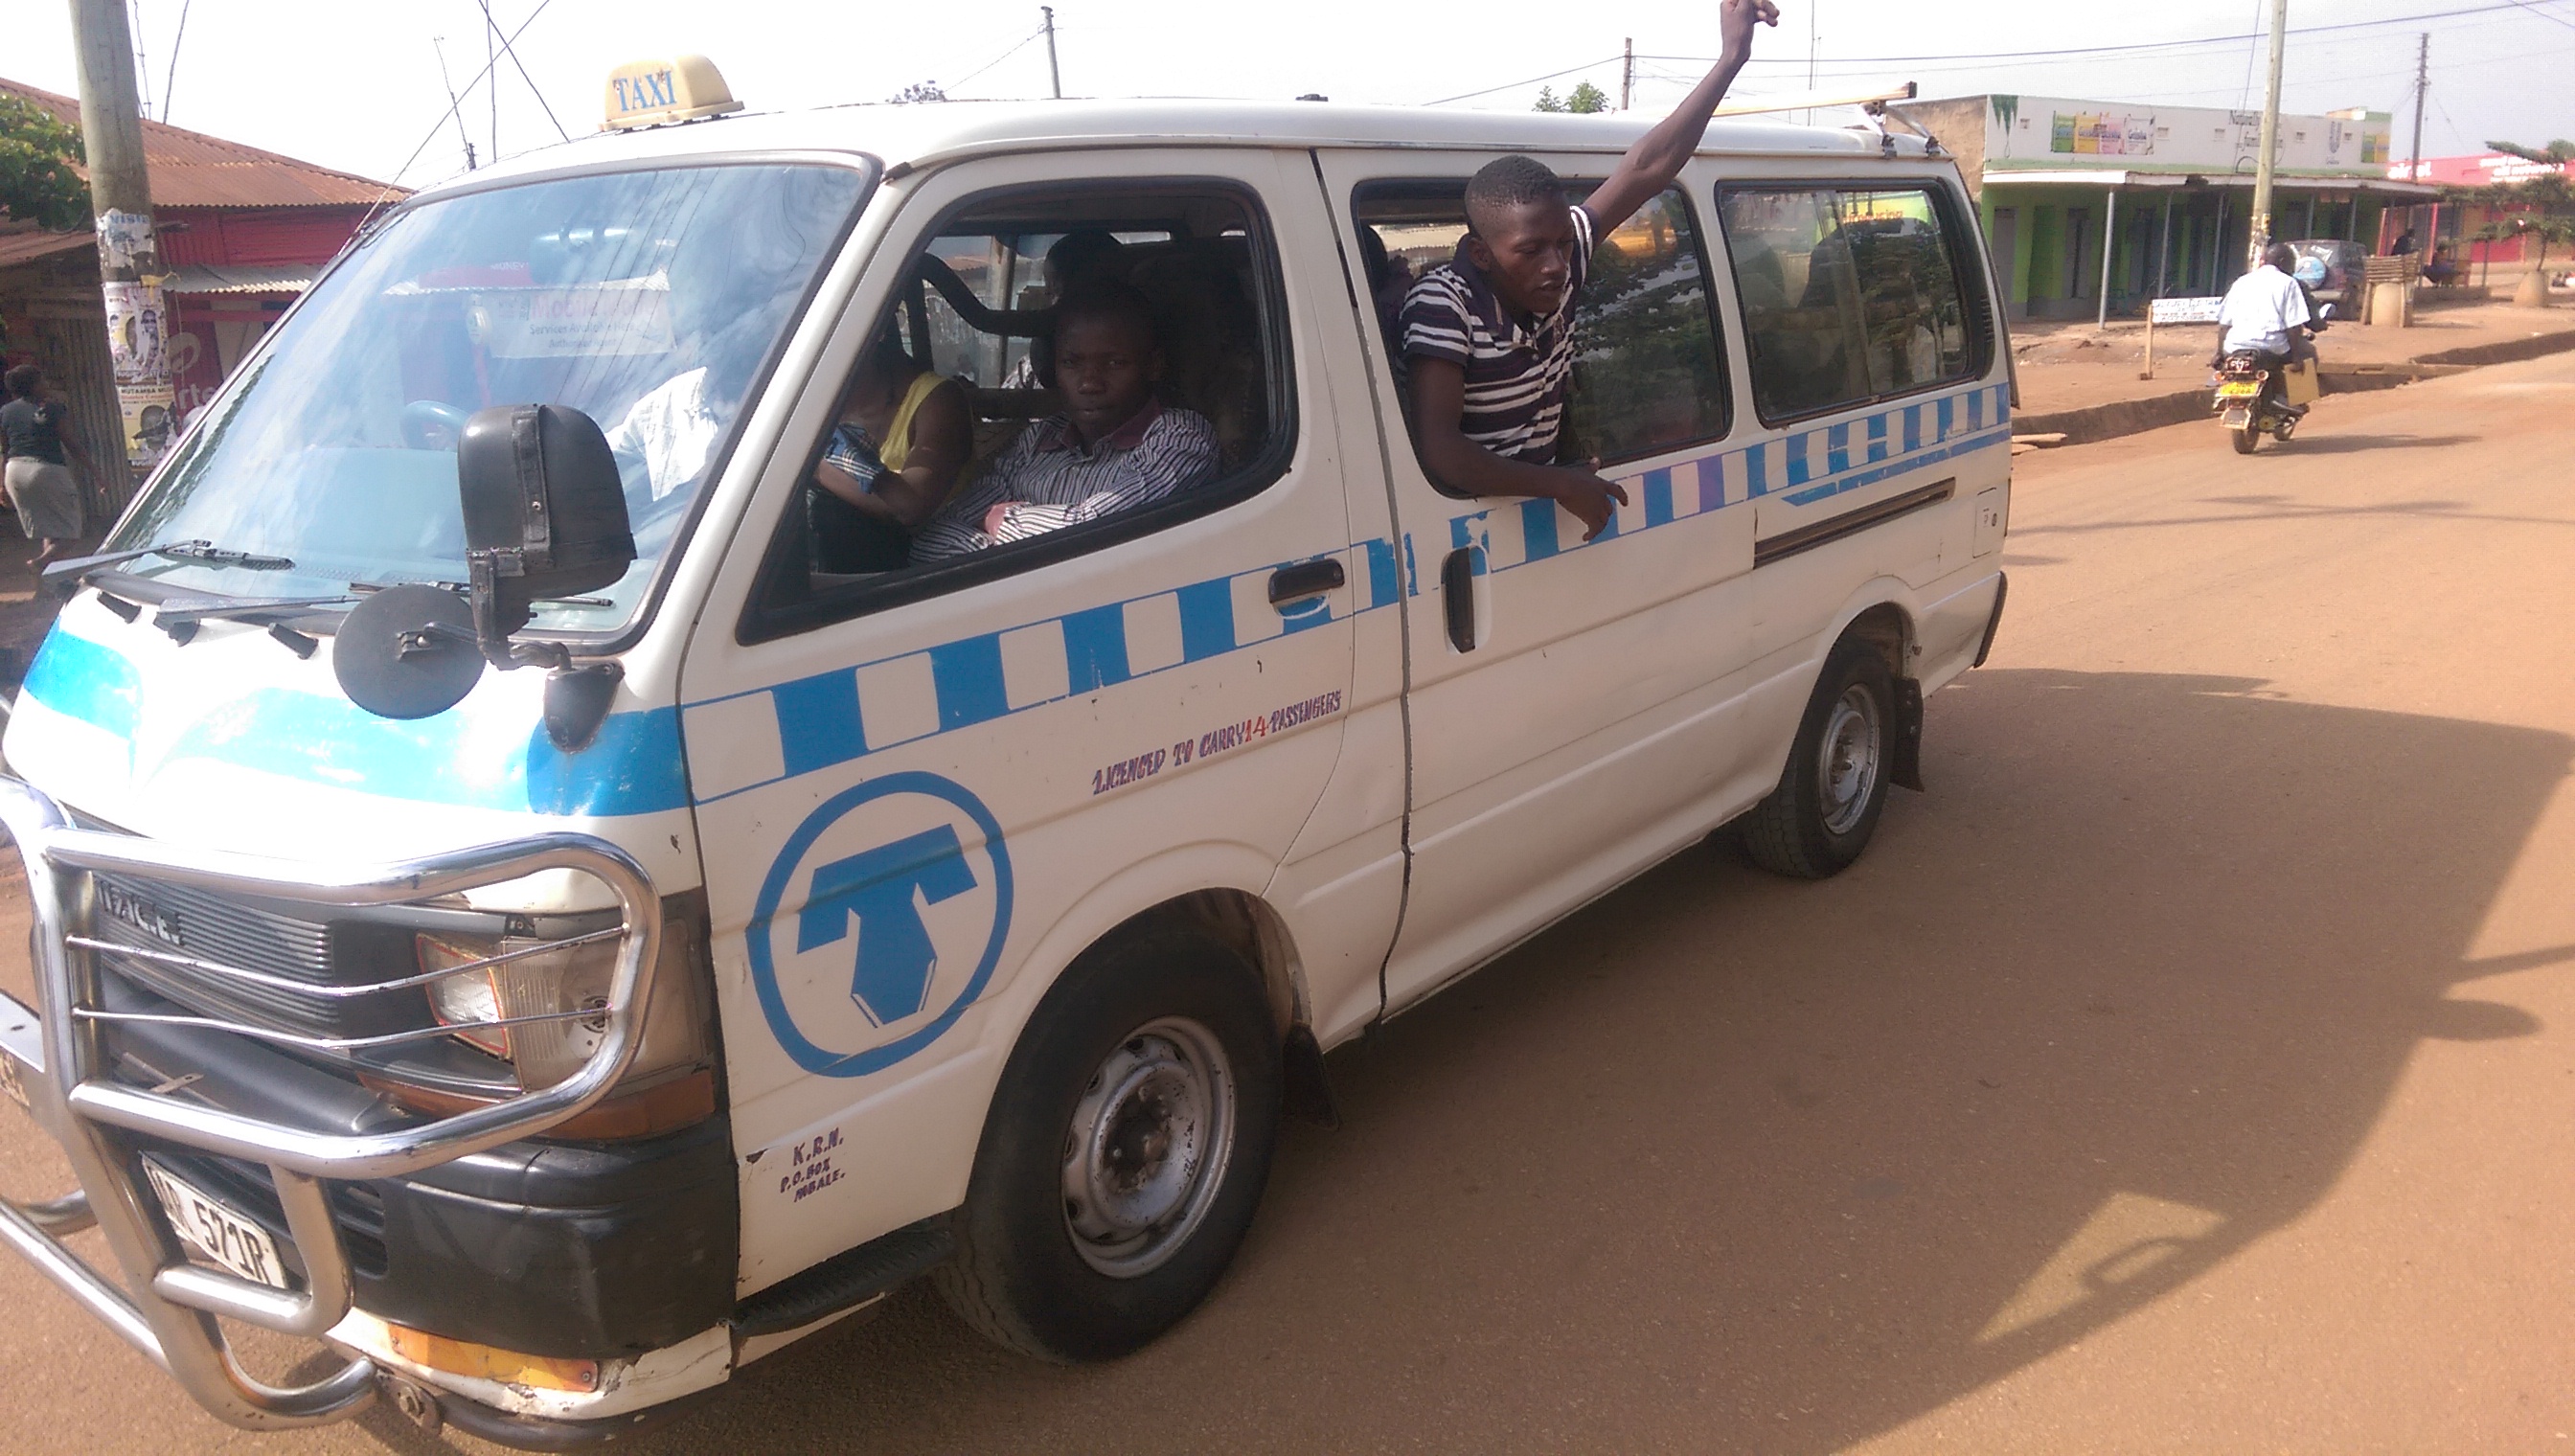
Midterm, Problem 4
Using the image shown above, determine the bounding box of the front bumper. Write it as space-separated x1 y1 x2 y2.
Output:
0 774 688 1440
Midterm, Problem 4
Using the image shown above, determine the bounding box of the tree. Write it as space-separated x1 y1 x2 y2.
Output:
2485 139 2575 166
1535 81 1611 114
0 94 89 232
890 80 947 104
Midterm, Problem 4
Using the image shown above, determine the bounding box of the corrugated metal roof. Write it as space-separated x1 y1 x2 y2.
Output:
0 75 404 210
0 224 91 270
162 262 316 295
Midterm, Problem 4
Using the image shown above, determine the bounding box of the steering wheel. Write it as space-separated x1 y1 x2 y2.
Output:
400 398 471 450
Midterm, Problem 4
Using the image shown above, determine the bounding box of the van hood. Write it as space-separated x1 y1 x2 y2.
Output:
4 596 699 897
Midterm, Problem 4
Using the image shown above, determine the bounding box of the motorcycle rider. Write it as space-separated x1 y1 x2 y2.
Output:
2213 241 2316 423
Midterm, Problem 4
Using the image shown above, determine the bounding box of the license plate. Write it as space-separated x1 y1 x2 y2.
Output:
143 1161 291 1290
0 1052 25 1110
2216 381 2261 398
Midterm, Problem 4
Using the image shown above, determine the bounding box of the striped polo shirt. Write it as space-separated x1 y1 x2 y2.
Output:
1399 204 1597 464
910 399 1219 562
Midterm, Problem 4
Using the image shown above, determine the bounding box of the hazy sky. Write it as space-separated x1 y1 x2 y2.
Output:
9 0 2569 191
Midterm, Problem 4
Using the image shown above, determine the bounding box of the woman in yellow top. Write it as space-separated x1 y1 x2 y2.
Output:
809 332 973 567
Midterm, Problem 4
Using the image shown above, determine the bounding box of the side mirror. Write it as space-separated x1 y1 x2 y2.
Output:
459 403 635 668
333 403 634 748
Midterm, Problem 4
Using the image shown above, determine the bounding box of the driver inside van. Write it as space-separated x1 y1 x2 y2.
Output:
1400 0 1776 541
910 283 1219 561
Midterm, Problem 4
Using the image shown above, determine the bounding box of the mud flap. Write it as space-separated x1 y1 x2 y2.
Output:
1282 1024 1341 1129
1889 677 1926 792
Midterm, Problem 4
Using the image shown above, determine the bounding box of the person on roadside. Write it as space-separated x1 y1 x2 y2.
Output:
1398 0 1778 542
0 365 92 570
2391 229 2419 257
2214 241 2317 421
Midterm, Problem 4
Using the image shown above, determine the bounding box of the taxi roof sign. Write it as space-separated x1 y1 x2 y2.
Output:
603 56 744 131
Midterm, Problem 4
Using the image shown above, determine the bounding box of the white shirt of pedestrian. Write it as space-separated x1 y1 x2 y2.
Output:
2218 265 2312 356
605 367 718 501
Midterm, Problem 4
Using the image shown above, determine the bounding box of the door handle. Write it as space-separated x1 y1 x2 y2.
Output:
1267 557 1346 610
1440 547 1477 652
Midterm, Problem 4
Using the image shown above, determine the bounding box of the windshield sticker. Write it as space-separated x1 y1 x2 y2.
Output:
472 282 677 360
746 772 1014 1078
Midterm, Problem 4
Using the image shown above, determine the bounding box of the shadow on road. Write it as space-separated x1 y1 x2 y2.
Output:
2270 433 2479 454
344 670 2575 1451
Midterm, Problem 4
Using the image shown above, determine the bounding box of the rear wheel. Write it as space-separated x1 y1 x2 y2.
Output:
1739 638 1896 878
935 928 1281 1362
2231 415 2261 454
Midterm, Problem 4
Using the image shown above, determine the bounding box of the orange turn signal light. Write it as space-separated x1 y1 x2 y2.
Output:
384 1322 600 1393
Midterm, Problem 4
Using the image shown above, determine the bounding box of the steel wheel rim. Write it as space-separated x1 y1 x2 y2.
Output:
1817 684 1882 836
1060 1015 1237 1279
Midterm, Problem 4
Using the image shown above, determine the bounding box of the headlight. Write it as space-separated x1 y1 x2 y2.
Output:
382 894 718 1139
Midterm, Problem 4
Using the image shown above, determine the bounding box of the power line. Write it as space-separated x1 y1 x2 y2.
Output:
1424 56 1624 106
368 0 558 215
951 25 1050 91
158 0 192 122
1637 1 2539 69
2502 0 2575 31
482 0 571 143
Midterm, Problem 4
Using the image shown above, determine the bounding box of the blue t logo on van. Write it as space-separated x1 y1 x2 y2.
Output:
749 773 1014 1078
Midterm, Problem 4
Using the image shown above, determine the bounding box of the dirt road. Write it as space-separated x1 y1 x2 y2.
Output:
2 354 2573 1453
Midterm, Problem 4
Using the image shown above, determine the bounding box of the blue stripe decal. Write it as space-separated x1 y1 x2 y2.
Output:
1061 604 1130 693
1362 538 1401 608
23 378 2007 815
1176 579 1237 662
927 637 1009 733
1778 423 2012 508
773 670 864 776
20 629 143 741
23 627 692 817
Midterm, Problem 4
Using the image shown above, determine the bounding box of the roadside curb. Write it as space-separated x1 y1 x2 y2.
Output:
2014 325 2575 448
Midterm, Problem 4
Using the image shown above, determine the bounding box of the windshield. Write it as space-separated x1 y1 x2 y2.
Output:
109 162 870 631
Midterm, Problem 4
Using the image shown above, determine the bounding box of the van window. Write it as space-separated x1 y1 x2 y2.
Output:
1718 184 1985 423
1351 181 1730 468
749 184 1292 635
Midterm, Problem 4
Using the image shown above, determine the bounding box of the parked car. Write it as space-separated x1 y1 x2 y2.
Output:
2289 239 2367 303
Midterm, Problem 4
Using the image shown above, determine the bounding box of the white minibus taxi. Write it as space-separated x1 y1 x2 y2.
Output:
0 61 2009 1444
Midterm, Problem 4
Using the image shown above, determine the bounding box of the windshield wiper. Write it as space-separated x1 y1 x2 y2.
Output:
40 539 297 595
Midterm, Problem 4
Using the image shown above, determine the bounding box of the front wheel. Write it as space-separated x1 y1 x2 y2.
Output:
1739 638 1897 878
935 928 1281 1362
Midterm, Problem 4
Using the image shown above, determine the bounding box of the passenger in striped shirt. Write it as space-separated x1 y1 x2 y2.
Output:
913 284 1219 563
1401 0 1778 541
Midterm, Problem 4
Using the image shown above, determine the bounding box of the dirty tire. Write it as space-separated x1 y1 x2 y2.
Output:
934 928 1281 1362
1739 637 1896 879
2231 416 2260 454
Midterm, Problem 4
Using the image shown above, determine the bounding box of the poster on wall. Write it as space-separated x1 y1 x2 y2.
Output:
117 380 176 466
2053 112 2155 157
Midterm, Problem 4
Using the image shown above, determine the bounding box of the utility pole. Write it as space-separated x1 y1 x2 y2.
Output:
1806 2 1819 125
1042 7 1062 100
69 0 170 498
1621 37 1633 111
2247 0 2288 267
2406 33 2428 182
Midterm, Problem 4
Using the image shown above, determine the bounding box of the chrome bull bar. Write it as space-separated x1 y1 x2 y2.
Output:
0 774 664 1432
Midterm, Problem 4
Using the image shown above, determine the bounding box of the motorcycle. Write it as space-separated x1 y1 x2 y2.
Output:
2212 303 2334 455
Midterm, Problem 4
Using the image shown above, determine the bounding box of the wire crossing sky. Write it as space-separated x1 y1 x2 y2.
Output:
9 0 2567 190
